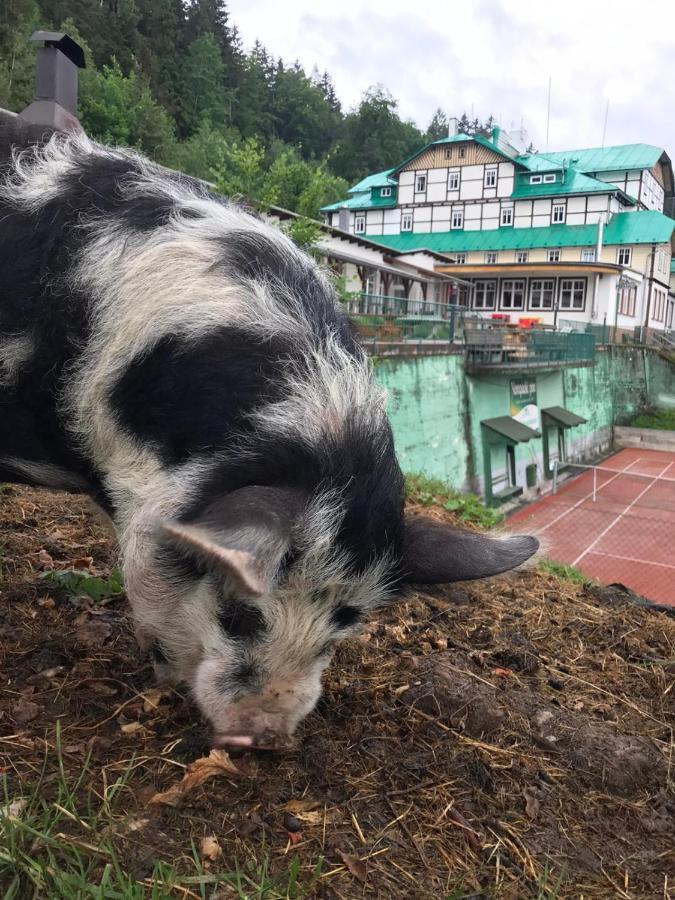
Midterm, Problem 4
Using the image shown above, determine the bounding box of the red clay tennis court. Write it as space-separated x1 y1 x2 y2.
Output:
508 447 675 607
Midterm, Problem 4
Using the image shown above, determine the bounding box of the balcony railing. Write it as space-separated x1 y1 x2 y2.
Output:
340 293 469 354
464 328 596 371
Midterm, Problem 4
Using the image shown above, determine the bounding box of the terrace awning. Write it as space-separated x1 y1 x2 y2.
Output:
481 416 540 444
542 406 587 427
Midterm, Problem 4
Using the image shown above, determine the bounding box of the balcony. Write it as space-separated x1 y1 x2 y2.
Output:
464 327 596 372
341 294 467 356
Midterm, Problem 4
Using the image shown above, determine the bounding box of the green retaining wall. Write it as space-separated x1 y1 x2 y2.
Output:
374 347 675 499
374 352 470 488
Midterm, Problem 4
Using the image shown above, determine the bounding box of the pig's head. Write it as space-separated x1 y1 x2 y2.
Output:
131 484 537 749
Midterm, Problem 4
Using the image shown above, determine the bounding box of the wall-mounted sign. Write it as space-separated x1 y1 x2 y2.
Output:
510 378 540 431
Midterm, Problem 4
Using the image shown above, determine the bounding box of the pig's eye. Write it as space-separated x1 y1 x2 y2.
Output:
331 605 361 630
217 599 266 640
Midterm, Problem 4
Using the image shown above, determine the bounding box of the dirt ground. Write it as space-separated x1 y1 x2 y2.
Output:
1 485 674 898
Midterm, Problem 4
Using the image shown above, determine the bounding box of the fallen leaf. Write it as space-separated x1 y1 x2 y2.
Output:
336 850 367 883
493 667 513 677
14 697 40 724
120 721 145 735
37 549 54 568
149 749 243 807
88 680 118 697
282 799 334 826
287 830 303 845
200 836 222 860
523 789 541 820
70 556 94 572
1 797 28 819
77 620 112 646
142 688 165 713
37 596 56 609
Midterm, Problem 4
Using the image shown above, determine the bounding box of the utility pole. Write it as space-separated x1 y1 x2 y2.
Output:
642 243 656 342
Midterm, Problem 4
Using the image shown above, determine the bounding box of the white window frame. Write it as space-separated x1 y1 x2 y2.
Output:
581 248 596 262
451 208 464 229
529 175 543 184
401 212 413 232
617 247 632 266
380 186 392 198
484 166 497 188
529 278 555 310
559 278 586 311
415 174 427 193
452 252 467 265
543 174 556 184
448 170 460 191
552 203 566 224
515 250 529 263
485 251 498 264
547 249 561 263
500 279 525 310
474 280 497 310
500 206 513 226
354 215 365 234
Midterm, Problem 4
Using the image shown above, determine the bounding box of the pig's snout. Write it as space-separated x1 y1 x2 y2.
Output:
196 660 323 752
212 728 297 752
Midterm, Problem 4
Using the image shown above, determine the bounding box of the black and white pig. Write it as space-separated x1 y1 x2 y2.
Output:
0 114 538 749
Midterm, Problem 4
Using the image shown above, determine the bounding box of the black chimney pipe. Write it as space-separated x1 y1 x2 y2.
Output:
19 31 85 133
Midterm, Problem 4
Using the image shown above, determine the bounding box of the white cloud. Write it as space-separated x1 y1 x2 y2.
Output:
226 0 675 154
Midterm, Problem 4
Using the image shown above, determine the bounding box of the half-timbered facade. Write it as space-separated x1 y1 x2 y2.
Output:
323 129 675 336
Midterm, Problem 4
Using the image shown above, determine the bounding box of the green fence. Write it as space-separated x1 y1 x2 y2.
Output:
465 329 596 370
340 293 468 351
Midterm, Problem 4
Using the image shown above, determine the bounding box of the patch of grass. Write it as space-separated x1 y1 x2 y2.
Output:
629 407 675 431
40 567 124 603
0 724 323 899
539 559 591 585
405 473 504 530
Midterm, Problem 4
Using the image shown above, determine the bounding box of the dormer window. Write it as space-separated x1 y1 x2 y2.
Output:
530 175 543 184
444 147 452 159
458 147 466 158
380 187 392 197
543 174 556 183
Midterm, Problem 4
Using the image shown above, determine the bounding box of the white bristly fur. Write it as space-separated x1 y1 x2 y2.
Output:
0 333 33 386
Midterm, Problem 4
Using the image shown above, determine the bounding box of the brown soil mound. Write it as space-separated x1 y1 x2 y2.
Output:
1 485 673 898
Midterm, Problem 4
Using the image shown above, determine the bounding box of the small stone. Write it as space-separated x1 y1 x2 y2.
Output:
548 677 565 691
283 812 302 833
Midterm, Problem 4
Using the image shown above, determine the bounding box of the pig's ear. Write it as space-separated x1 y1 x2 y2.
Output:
402 514 539 584
158 486 306 596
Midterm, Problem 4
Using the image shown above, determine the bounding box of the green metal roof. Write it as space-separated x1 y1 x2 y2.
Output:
348 169 395 194
321 189 397 213
366 211 675 254
511 168 634 203
542 406 587 427
537 144 664 173
671 258 675 274
482 416 540 444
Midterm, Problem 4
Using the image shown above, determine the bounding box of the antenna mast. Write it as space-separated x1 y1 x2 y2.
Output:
601 99 610 147
545 77 551 151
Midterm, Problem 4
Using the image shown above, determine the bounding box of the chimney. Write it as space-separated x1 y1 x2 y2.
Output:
19 31 85 133
491 124 501 147
447 116 458 137
338 205 350 232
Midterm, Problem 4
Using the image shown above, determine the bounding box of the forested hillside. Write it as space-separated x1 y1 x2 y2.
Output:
1 0 494 216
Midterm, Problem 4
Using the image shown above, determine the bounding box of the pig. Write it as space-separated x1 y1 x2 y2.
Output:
0 114 538 749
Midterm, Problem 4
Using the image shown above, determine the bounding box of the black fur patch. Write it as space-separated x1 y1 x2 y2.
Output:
217 599 267 640
331 605 361 629
109 327 294 465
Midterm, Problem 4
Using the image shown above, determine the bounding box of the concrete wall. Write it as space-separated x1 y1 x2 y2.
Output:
374 352 471 488
373 346 675 499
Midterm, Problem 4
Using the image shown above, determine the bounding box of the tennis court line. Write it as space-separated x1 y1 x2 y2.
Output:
588 550 675 571
536 457 642 535
573 461 674 567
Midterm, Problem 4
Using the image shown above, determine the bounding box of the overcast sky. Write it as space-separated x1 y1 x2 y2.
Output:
227 0 674 156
